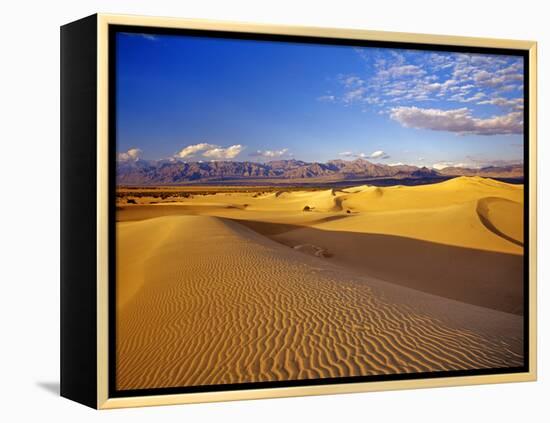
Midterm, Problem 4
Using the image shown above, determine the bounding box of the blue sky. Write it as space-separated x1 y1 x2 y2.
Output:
116 32 524 169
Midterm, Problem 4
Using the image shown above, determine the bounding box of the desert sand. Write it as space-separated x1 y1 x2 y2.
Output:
116 176 524 390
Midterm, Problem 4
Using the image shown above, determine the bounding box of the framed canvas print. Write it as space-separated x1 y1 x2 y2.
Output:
60 13 537 409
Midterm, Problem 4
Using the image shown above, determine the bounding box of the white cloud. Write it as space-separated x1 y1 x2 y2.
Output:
381 64 426 78
249 148 289 159
390 106 523 135
478 97 524 109
432 161 468 170
336 75 369 104
117 148 141 161
202 144 244 159
369 150 388 159
454 92 486 103
474 70 492 83
388 162 405 166
498 63 523 75
343 87 367 104
477 72 523 88
175 143 216 159
425 78 457 93
175 143 244 160
497 84 520 93
328 51 524 120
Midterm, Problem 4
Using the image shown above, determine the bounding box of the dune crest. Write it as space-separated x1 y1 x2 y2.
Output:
477 197 524 246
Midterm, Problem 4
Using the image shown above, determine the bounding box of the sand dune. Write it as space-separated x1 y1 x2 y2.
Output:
337 176 522 213
115 177 525 390
240 221 523 314
116 215 523 390
309 199 522 254
477 197 524 247
118 176 523 253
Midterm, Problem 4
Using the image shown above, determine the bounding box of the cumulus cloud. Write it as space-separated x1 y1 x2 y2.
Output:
249 148 289 159
425 79 457 93
202 144 244 159
117 148 142 161
389 106 523 135
432 161 468 170
175 143 217 159
369 150 389 159
175 143 244 160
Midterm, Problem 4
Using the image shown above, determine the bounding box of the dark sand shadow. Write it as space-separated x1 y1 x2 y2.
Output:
232 220 524 315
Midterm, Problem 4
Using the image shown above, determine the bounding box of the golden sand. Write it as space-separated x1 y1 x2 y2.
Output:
115 177 524 390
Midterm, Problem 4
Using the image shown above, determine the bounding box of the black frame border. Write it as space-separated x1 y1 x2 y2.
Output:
60 13 99 409
108 24 530 399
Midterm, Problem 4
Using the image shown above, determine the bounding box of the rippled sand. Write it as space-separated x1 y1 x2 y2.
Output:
116 177 524 390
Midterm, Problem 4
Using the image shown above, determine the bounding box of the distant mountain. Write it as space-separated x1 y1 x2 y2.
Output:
438 164 523 178
116 158 523 185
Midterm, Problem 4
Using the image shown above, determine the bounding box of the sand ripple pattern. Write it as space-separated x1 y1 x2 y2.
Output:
116 215 523 390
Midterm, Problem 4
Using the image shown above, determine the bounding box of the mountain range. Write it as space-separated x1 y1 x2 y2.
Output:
117 158 523 185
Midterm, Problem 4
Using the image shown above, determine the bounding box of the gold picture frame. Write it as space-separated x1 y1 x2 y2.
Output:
60 13 537 409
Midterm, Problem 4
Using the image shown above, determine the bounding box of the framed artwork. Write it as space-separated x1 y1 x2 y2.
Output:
60 13 537 409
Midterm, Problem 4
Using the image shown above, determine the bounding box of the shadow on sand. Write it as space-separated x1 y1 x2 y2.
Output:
232 219 524 315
